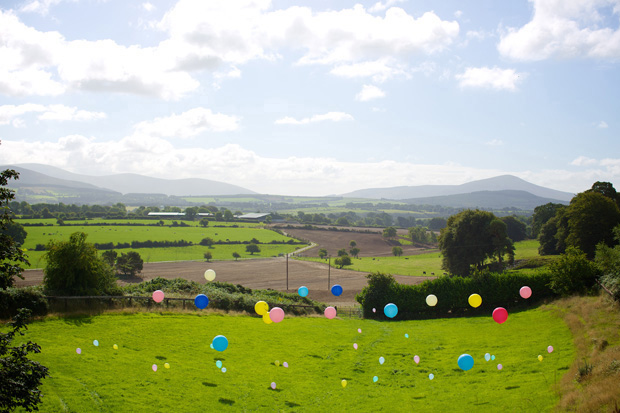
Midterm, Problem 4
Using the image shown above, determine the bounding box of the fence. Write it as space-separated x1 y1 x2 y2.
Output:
336 306 363 319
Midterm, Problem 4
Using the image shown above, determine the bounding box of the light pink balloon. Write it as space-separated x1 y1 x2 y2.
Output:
152 290 165 303
283 362 288 368
520 286 532 299
358 328 362 333
414 355 420 364
353 343 358 350
269 307 285 323
271 382 276 390
547 345 554 353
497 364 503 370
76 348 81 355
324 306 337 319
152 364 158 372
372 308 376 313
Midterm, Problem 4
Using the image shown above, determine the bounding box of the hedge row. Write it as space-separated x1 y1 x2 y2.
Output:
356 271 556 320
0 287 48 319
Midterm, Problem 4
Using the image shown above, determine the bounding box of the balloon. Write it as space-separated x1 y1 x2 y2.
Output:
547 345 554 353
283 362 288 368
358 328 362 333
331 284 343 296
384 303 398 318
341 379 347 388
426 294 438 307
270 307 285 323
194 294 209 309
204 269 216 282
468 294 482 308
353 343 358 350
93 340 99 347
414 355 420 364
262 313 273 324
113 344 118 350
153 290 165 303
372 308 376 313
405 333 409 338
221 367 227 373
216 360 222 369
324 306 337 319
372 376 378 383
484 353 491 362
429 373 434 380
212 335 229 352
255 301 269 316
379 356 385 365
271 382 276 390
210 343 214 349
458 354 474 371
298 286 309 297
492 307 508 324
491 355 495 361
164 363 170 369
538 355 543 362
275 360 280 367
76 348 81 355
520 286 532 299
497 364 503 370
152 364 157 372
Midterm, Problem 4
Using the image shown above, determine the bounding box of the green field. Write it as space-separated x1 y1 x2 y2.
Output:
9 307 573 412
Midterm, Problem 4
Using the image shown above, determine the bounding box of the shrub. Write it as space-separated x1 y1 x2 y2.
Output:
0 288 48 319
547 247 600 296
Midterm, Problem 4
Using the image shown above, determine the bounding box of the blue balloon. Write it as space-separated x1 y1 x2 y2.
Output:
194 294 209 309
384 303 398 318
216 360 222 369
298 286 309 297
458 354 474 371
212 335 228 352
331 284 343 296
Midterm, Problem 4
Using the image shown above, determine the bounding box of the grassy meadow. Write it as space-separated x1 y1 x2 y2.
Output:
10 306 574 412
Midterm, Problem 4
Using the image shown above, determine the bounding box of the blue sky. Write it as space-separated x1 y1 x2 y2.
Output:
0 0 618 196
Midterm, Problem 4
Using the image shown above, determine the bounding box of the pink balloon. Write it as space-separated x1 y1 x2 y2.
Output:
547 345 554 353
372 308 376 313
152 364 158 372
269 307 285 323
353 343 358 350
324 306 337 319
76 348 81 355
358 328 362 333
283 362 288 368
152 290 165 303
520 286 532 299
492 307 508 324
271 382 276 390
414 355 420 364
497 364 503 370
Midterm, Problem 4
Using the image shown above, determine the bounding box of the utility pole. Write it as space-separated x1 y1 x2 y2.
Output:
327 255 331 290
286 253 289 291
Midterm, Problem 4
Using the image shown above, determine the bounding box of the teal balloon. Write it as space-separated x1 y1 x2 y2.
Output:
298 286 309 297
212 335 228 352
384 303 398 318
216 360 222 368
458 354 474 371
484 353 491 362
429 373 434 380
372 376 378 383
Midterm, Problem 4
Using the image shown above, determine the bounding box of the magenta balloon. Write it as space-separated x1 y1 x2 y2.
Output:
547 345 554 353
492 307 508 324
152 290 164 303
519 286 532 299
269 307 285 323
324 306 337 319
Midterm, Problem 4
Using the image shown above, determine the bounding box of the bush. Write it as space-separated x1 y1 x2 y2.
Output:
546 247 600 296
0 288 48 319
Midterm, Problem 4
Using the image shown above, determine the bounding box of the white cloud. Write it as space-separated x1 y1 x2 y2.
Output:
454 10 463 19
274 112 354 125
142 2 155 12
571 156 599 166
498 0 620 60
368 0 407 13
330 59 410 83
486 139 504 146
456 67 525 91
0 103 106 125
132 108 241 139
355 84 386 101
598 120 609 128
19 0 70 15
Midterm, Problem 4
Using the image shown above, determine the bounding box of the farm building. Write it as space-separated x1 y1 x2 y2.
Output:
147 212 185 217
236 212 271 222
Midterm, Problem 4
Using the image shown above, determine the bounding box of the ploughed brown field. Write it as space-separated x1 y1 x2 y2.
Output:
16 225 435 305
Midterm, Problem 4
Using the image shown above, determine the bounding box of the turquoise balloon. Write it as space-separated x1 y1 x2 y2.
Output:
458 354 474 371
298 286 309 297
216 360 222 369
212 335 228 352
372 376 378 382
384 303 398 318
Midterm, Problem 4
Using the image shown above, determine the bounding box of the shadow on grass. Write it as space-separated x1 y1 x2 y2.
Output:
218 398 235 406
155 355 167 360
202 382 217 387
285 401 301 407
62 316 94 326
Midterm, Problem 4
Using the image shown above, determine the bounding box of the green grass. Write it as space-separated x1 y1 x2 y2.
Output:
8 308 574 412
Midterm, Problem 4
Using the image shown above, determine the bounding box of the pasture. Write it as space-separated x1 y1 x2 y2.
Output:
10 306 573 412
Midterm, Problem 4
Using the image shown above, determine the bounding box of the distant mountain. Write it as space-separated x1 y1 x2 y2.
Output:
342 175 574 202
403 190 569 210
8 163 257 197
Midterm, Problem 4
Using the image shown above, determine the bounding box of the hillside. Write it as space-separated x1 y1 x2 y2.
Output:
403 189 569 209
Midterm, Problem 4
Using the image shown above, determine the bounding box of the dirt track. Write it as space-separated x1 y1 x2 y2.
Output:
18 258 432 305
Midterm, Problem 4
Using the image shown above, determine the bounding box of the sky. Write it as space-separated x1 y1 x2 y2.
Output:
0 0 619 196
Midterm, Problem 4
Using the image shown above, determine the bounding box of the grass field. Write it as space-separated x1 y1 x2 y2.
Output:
9 307 573 412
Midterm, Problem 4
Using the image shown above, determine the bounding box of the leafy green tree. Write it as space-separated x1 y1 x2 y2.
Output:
595 225 620 300
500 216 527 242
392 246 403 256
203 251 213 262
232 252 241 261
334 255 352 268
349 240 357 247
336 217 351 226
0 222 27 246
223 209 234 221
438 209 515 276
43 232 118 295
246 243 260 255
531 203 565 238
0 169 29 289
337 248 348 257
199 218 210 227
428 217 447 231
0 309 49 412
382 226 397 238
349 247 360 258
184 207 197 221
115 251 143 277
200 237 215 247
586 181 620 208
101 250 118 267
318 248 328 259
548 247 600 296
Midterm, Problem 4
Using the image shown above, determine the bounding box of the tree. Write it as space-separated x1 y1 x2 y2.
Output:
349 240 357 247
438 209 515 276
548 247 600 296
199 218 210 227
203 251 213 262
318 248 328 259
246 243 261 255
337 248 348 257
500 216 527 242
334 255 352 268
382 226 397 238
428 217 447 231
531 203 565 238
349 247 360 258
0 222 27 246
0 309 49 412
200 237 215 247
115 251 143 277
392 246 403 256
586 181 620 208
101 250 118 267
223 209 234 221
232 252 241 261
184 207 197 221
43 232 118 295
336 217 351 226
0 169 29 289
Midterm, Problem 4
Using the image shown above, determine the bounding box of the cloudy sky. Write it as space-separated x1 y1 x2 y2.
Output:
0 0 619 196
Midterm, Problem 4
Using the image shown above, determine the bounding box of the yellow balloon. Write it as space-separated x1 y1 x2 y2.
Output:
113 344 118 350
204 269 216 282
468 294 482 308
255 301 269 316
164 363 170 369
341 379 347 388
262 312 273 324
426 294 438 307
275 360 280 367
538 355 543 362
